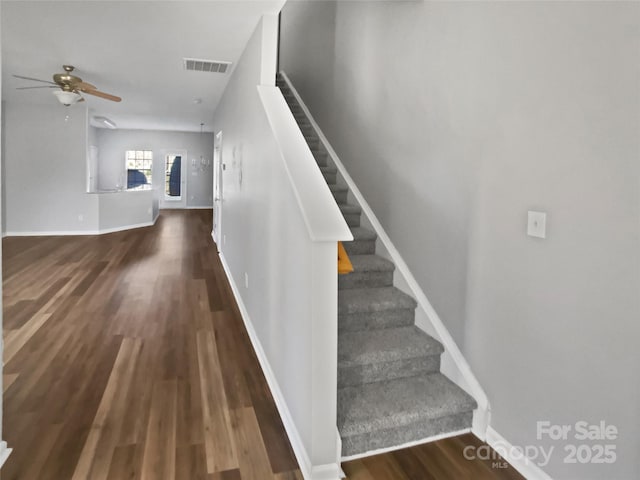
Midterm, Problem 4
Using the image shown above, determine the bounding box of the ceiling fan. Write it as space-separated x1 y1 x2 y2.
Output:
14 65 122 106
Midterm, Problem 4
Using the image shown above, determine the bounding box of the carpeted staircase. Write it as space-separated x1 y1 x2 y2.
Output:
276 73 477 458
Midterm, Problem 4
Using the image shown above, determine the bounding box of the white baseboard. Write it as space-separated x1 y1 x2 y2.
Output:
341 428 471 462
485 427 553 480
5 230 102 236
159 206 213 210
5 217 158 237
311 463 343 480
0 441 12 468
96 219 157 234
218 249 340 480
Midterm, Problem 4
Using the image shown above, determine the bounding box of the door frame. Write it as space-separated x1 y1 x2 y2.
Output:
212 132 223 247
162 149 187 209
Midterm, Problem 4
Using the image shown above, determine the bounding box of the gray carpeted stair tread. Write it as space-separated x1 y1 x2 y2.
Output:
343 227 377 256
338 204 361 215
338 287 417 315
349 227 376 241
329 184 348 193
347 254 394 273
313 153 329 167
320 165 337 174
339 326 443 368
339 254 393 288
337 373 477 437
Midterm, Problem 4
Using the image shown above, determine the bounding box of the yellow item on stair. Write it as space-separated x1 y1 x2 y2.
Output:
338 241 354 274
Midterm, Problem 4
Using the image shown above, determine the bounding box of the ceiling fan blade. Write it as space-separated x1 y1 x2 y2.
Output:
13 74 57 85
80 88 121 102
76 81 96 90
16 85 59 90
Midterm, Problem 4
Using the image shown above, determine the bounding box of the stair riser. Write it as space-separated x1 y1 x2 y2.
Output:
323 171 337 184
343 240 376 256
341 411 473 458
339 270 393 290
305 139 320 149
338 309 415 332
338 356 441 388
332 190 348 203
343 212 360 227
314 153 328 167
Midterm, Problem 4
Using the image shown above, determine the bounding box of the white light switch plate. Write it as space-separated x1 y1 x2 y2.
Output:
527 211 547 238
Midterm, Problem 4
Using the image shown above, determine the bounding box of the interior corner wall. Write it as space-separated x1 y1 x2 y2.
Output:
0 12 4 444
88 125 98 149
1 101 6 236
280 1 640 479
4 102 99 233
96 129 214 208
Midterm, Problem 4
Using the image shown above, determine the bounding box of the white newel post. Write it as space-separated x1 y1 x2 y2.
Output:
310 241 340 478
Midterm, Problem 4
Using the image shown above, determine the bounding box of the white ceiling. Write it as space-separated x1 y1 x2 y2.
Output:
1 0 283 132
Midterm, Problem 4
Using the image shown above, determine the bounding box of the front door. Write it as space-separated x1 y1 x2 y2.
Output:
164 150 187 208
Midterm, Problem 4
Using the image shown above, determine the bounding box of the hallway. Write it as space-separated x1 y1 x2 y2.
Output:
2 210 302 479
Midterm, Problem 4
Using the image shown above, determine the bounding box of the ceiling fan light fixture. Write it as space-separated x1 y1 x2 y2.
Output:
53 90 82 106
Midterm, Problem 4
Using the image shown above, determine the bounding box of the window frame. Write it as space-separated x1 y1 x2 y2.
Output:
125 149 153 189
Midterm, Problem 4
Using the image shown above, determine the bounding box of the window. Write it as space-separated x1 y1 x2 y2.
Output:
126 150 153 188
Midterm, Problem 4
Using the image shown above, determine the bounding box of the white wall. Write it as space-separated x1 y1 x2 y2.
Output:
88 124 98 148
280 1 640 478
213 15 346 478
4 103 99 234
96 189 155 231
0 13 11 466
0 9 4 456
1 101 5 235
96 129 214 208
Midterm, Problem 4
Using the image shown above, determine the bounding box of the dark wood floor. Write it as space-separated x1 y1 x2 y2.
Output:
2 209 524 480
342 433 525 480
2 210 301 480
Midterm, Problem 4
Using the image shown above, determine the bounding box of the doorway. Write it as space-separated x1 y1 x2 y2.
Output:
163 150 187 208
213 132 223 247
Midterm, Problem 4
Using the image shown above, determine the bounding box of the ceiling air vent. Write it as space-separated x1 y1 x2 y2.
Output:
183 58 231 74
